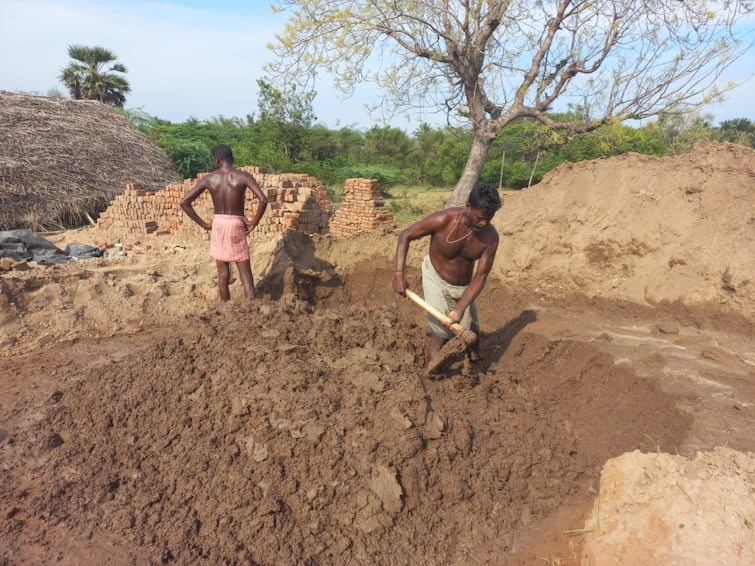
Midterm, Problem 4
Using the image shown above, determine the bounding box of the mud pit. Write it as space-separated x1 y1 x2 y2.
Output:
1 142 754 564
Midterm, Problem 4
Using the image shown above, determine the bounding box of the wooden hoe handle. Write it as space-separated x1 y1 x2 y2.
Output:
404 289 470 338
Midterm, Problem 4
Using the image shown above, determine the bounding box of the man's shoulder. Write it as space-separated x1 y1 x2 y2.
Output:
229 168 258 183
193 169 221 188
482 223 500 244
427 207 458 223
202 169 223 181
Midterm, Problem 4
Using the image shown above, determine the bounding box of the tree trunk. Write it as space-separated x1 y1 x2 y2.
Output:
446 132 495 208
528 150 542 188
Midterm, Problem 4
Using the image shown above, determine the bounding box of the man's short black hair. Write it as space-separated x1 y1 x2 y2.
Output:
212 144 234 163
468 182 502 217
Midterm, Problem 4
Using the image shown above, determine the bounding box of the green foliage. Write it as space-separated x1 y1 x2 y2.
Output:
256 79 315 127
59 45 131 107
246 79 317 169
478 114 674 189
121 107 159 130
150 120 218 178
165 140 214 179
500 161 534 189
642 112 718 155
716 118 755 148
336 164 404 189
132 76 750 191
363 126 414 165
46 87 65 99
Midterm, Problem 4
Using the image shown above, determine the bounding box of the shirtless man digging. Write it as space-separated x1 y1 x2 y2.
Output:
393 182 501 365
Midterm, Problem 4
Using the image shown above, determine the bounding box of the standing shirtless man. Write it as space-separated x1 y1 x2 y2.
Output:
181 144 268 300
393 182 501 364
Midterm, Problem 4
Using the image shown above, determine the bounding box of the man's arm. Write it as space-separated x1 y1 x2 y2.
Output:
243 173 268 233
393 210 448 295
180 177 211 230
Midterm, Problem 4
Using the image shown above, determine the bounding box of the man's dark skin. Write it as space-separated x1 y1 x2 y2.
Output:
180 148 268 300
393 201 499 363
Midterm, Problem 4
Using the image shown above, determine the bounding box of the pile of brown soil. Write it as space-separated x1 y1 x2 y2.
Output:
495 141 755 323
1 142 753 565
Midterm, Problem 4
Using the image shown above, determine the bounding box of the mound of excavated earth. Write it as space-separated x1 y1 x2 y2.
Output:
1 142 753 565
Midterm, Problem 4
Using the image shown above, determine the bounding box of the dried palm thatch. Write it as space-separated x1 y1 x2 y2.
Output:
0 90 181 231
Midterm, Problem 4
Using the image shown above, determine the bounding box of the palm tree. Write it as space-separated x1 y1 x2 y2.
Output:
59 45 131 107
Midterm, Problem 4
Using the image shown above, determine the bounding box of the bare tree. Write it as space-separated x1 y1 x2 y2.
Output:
266 0 753 205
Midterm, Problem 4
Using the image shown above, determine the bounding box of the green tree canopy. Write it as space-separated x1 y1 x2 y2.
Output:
244 79 317 169
717 118 755 147
59 45 131 107
267 0 754 206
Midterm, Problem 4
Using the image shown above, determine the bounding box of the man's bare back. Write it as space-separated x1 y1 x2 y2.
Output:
200 168 262 216
181 163 266 231
180 144 268 301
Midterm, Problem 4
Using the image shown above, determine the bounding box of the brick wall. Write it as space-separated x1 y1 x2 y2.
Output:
97 168 395 240
329 178 397 237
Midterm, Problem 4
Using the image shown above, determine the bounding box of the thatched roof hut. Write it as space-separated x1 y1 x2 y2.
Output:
0 90 181 231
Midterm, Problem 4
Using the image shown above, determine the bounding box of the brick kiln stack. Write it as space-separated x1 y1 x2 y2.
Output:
97 170 396 242
96 183 164 235
97 167 334 241
329 178 397 238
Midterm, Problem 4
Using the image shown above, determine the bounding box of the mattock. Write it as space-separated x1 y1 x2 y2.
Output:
404 289 477 373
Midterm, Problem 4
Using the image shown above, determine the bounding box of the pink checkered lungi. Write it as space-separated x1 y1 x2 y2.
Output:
209 214 250 262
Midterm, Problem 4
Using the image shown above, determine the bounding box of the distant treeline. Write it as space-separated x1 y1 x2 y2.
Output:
126 108 753 194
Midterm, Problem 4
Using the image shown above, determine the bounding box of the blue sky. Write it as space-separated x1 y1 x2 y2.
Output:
1 0 753 131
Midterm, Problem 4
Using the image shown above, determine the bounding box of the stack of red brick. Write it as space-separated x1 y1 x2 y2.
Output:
97 170 396 241
328 178 397 238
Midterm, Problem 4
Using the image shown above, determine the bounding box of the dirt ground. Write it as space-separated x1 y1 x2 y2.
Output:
1 141 753 565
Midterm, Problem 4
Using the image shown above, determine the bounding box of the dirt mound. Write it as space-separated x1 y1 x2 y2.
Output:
1 142 754 565
1 295 691 565
494 141 755 323
0 91 180 231
582 448 755 565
